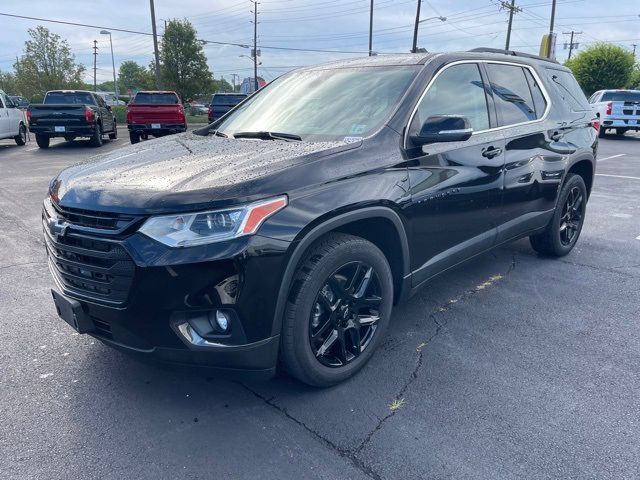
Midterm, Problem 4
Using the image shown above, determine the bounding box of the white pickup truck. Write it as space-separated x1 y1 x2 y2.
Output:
589 89 640 138
0 89 28 146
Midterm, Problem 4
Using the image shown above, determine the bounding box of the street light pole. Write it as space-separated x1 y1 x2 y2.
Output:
412 14 447 53
547 0 557 58
368 0 374 56
100 30 119 102
411 0 422 53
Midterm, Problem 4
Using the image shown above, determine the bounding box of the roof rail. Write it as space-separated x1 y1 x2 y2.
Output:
468 47 559 64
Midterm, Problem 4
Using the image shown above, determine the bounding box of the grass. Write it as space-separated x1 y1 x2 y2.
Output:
389 398 405 412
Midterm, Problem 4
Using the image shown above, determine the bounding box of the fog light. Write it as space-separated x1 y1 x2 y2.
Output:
215 310 230 332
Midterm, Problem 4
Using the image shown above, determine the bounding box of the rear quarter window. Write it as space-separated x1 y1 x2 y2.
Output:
544 69 590 112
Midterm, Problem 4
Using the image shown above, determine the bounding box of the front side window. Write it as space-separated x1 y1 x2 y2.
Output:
410 63 490 135
217 66 419 141
486 64 537 125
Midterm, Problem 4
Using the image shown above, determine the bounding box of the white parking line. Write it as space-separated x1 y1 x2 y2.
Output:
596 174 640 181
598 154 626 162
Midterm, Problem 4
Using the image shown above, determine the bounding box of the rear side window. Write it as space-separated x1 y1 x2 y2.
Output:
524 69 547 118
412 63 490 133
486 64 537 125
545 69 590 111
600 91 640 103
133 93 180 104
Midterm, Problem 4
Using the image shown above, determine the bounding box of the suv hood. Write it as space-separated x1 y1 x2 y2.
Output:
51 132 356 212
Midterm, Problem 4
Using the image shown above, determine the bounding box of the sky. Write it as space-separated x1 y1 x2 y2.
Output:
0 0 639 86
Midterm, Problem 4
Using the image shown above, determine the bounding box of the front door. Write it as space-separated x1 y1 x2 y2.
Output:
404 62 505 286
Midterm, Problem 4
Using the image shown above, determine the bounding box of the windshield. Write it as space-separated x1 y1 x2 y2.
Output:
44 92 95 105
216 66 419 141
212 95 246 106
601 91 640 103
133 93 179 104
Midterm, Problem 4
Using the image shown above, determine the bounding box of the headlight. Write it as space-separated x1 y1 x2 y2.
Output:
139 195 287 247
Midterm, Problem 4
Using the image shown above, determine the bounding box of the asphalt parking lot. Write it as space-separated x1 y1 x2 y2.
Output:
1 130 639 479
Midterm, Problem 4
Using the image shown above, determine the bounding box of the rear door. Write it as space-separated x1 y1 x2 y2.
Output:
404 62 506 285
0 94 9 136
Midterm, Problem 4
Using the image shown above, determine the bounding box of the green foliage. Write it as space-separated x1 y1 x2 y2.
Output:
118 61 155 93
111 105 127 123
627 65 640 90
13 26 85 100
0 70 17 94
565 43 636 95
209 78 234 93
160 19 213 101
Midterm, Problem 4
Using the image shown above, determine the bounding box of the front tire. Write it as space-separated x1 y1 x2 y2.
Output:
529 173 587 257
281 233 393 387
14 124 27 146
615 128 626 136
35 133 50 149
109 121 118 140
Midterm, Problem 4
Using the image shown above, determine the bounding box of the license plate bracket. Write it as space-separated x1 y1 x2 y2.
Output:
51 290 94 333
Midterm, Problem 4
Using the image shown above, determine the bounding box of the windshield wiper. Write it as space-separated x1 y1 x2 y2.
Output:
233 131 302 141
207 129 228 137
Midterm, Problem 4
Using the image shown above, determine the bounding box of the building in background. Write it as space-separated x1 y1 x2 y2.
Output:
240 77 267 94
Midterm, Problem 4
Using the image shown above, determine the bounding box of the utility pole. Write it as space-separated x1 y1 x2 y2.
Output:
368 0 374 56
92 40 98 92
149 0 162 89
632 44 637 57
251 1 259 92
411 0 422 53
231 73 239 92
562 30 582 59
547 0 557 58
501 0 521 51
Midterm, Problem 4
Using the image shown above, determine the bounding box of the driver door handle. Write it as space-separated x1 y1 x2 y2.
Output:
482 146 503 159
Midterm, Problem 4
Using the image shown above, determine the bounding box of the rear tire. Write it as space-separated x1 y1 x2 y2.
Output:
14 124 27 146
529 173 587 257
35 133 50 149
109 122 118 140
280 233 393 387
615 128 626 136
129 131 140 144
598 127 607 138
89 125 103 147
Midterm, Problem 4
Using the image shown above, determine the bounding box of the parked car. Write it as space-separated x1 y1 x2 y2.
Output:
44 49 596 386
208 93 247 123
95 92 126 106
27 90 117 148
187 102 209 115
589 89 640 137
9 95 30 109
0 90 27 145
126 91 186 144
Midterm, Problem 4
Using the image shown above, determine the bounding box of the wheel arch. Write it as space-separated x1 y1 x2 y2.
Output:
270 206 411 337
567 158 594 196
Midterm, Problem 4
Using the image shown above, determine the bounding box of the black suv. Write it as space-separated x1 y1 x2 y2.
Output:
44 50 597 386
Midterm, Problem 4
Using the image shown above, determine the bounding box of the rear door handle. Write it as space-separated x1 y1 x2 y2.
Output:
482 147 503 159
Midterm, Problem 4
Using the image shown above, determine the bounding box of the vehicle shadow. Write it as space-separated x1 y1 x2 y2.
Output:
62 241 530 469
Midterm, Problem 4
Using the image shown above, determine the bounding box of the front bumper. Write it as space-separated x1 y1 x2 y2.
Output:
44 200 291 373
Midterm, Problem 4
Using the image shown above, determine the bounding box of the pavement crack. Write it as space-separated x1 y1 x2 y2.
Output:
0 260 47 271
240 382 383 480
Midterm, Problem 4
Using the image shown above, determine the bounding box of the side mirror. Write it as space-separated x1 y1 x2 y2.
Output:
411 115 473 146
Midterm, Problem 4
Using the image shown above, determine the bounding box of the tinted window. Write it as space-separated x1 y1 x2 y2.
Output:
133 93 180 104
601 91 640 103
486 64 536 125
546 69 590 111
211 95 246 106
0 96 4 108
524 69 547 118
413 63 490 133
44 92 96 105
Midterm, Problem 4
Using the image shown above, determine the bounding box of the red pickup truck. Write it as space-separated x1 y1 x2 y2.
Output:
126 91 187 144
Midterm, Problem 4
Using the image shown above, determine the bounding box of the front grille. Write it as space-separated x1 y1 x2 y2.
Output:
51 202 137 231
43 200 137 305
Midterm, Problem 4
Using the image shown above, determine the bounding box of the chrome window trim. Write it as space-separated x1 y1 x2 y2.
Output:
403 59 552 149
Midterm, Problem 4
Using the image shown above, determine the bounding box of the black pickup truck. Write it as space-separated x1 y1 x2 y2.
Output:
27 90 117 148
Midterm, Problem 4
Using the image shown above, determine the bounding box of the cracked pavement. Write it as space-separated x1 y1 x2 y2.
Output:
1 132 639 479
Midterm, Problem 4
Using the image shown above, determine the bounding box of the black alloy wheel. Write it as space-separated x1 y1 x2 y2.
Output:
559 186 584 246
281 233 393 387
309 261 382 368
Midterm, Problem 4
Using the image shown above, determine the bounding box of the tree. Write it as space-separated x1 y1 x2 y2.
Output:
13 26 85 101
118 60 154 93
160 19 213 101
0 70 17 94
627 65 640 89
565 43 635 95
